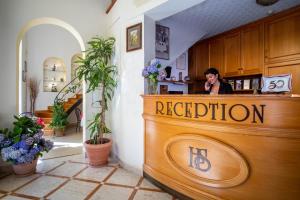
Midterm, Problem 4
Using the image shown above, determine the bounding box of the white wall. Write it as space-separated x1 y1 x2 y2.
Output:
25 25 80 110
0 0 108 128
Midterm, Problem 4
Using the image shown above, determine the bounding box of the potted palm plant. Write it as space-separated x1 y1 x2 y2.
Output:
77 36 117 166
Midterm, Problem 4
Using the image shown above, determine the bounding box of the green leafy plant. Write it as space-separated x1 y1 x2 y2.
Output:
49 101 68 129
77 36 117 144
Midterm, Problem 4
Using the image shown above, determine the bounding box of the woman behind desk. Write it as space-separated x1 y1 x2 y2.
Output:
204 68 233 94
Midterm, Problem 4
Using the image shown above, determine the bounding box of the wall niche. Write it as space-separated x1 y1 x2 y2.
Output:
43 57 66 92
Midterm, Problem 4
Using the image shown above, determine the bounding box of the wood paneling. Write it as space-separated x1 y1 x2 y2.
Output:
143 95 300 200
224 32 241 77
241 24 264 75
209 38 224 75
189 41 209 80
265 11 300 64
266 63 300 94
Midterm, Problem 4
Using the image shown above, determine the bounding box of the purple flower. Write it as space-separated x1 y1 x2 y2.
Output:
0 139 12 148
0 134 4 142
44 140 54 151
25 137 34 146
142 59 161 80
19 148 28 154
29 147 40 156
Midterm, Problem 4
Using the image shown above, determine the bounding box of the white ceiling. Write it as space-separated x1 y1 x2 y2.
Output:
159 0 300 39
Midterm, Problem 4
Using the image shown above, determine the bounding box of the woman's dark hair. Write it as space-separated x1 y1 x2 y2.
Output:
204 67 219 76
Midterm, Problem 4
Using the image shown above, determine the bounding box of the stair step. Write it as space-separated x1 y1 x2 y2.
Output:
68 98 78 104
35 111 53 118
42 118 52 124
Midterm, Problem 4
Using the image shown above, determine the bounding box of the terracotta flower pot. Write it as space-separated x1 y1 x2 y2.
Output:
84 138 112 166
54 128 65 137
12 159 38 176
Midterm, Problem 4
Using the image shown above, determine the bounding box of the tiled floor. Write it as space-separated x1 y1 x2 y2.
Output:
0 154 175 200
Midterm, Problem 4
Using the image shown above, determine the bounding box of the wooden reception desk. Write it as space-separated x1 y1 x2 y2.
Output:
142 95 300 200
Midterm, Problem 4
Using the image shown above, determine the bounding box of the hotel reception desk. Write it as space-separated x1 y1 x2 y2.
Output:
142 95 300 200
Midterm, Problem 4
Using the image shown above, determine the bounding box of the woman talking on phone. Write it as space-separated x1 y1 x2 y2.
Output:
204 68 233 94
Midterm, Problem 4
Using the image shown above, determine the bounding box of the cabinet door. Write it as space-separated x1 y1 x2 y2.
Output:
196 41 209 79
224 32 241 77
188 46 197 81
266 63 300 94
265 12 300 64
241 24 263 75
209 38 224 76
188 41 208 80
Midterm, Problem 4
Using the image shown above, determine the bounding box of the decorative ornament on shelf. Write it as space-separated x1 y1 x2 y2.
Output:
142 59 161 94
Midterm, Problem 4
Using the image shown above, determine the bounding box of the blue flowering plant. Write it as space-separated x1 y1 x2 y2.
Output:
142 59 162 84
0 115 53 165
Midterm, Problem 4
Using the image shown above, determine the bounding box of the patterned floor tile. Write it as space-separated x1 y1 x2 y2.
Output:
15 175 66 198
36 159 65 174
133 190 173 200
75 166 114 182
0 174 40 192
139 178 160 190
0 195 30 200
106 168 140 186
47 180 98 200
47 162 87 177
89 185 133 200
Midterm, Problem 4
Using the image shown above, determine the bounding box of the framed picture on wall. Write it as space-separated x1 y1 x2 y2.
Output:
126 23 142 52
155 24 169 60
176 52 186 70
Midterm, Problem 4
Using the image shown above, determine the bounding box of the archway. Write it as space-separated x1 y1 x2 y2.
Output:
16 17 86 141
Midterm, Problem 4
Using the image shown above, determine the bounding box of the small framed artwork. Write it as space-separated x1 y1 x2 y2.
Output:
176 52 186 70
252 78 260 90
126 23 142 52
155 24 170 60
228 80 235 90
243 79 250 90
235 80 242 90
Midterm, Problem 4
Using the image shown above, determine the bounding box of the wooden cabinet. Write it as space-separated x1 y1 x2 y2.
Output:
224 32 241 77
208 38 224 75
188 6 300 93
266 63 300 94
241 24 263 75
265 11 300 64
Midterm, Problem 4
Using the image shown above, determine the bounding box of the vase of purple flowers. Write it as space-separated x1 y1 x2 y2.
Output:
142 59 162 94
0 115 53 176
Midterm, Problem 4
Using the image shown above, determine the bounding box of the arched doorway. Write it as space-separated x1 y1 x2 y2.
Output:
16 17 86 141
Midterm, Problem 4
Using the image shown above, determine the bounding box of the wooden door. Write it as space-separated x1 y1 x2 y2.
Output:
241 24 263 75
266 63 300 94
265 12 300 64
209 38 224 76
224 32 241 77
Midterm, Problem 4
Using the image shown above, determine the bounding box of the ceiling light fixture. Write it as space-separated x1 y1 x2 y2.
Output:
256 0 279 6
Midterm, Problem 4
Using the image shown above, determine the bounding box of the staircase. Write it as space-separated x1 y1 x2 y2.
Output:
34 93 82 135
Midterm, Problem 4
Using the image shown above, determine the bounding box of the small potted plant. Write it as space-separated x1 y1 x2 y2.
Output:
0 115 53 176
142 59 162 94
49 101 68 136
76 36 117 166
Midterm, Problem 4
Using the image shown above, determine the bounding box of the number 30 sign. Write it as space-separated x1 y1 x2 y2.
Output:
261 74 292 93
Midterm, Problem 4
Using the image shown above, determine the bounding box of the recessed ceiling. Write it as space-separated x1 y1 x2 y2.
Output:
159 0 300 39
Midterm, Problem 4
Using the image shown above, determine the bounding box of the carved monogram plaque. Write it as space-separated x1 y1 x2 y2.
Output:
164 134 249 188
